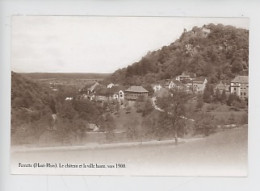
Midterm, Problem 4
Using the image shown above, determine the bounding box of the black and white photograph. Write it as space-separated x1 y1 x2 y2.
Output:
10 16 249 176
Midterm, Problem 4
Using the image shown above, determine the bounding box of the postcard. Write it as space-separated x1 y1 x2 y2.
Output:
11 16 248 176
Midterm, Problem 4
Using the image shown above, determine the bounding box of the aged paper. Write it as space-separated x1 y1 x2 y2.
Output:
11 16 248 176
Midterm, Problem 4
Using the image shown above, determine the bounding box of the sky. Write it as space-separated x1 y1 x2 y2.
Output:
11 16 249 73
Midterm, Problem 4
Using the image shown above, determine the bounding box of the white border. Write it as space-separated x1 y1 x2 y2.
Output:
1 0 260 190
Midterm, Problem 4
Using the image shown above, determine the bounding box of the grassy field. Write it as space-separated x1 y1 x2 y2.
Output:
202 103 248 125
11 126 248 176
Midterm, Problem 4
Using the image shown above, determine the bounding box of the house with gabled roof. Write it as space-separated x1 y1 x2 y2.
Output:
230 76 248 99
124 86 149 100
214 81 230 94
108 85 125 102
80 81 100 95
88 82 100 94
192 77 207 93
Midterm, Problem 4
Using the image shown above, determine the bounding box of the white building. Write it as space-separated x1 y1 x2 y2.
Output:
230 76 248 99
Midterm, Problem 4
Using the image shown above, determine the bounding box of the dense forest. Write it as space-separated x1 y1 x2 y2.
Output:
108 24 249 85
11 72 54 143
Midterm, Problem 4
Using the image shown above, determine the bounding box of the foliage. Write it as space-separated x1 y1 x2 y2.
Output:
221 90 227 103
11 72 110 145
196 94 204 110
194 112 215 136
11 72 53 135
142 99 154 116
203 83 214 103
156 89 190 144
226 93 241 106
107 24 248 85
103 113 115 141
125 119 139 140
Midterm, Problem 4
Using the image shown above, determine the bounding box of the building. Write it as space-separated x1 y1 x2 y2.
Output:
80 81 100 95
192 77 207 93
124 86 149 100
111 90 125 102
230 76 248 99
175 72 196 82
108 86 125 102
87 82 100 94
176 72 192 82
166 80 187 90
214 81 230 94
152 84 162 92
107 83 119 89
164 80 176 89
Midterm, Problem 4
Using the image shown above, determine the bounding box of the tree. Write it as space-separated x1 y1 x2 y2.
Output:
196 94 204 110
115 101 120 114
142 99 154 117
104 113 115 142
227 93 240 106
203 83 214 103
142 112 160 139
231 59 243 74
108 24 248 86
125 119 139 140
135 95 145 113
214 88 221 102
220 90 227 103
194 112 215 136
157 89 189 144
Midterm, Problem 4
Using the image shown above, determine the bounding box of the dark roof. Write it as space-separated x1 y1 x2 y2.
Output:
109 85 126 94
125 86 149 93
193 77 206 84
231 76 248 83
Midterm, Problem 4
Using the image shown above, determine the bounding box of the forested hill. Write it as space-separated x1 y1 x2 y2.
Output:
11 72 53 113
109 24 249 85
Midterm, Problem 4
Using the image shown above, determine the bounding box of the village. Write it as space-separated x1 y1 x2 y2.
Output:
67 72 248 106
45 71 248 145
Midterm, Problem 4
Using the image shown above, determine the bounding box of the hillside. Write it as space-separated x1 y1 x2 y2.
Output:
11 72 54 144
11 72 53 109
108 24 249 85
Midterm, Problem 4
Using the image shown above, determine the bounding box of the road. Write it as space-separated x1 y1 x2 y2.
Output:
11 127 247 176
